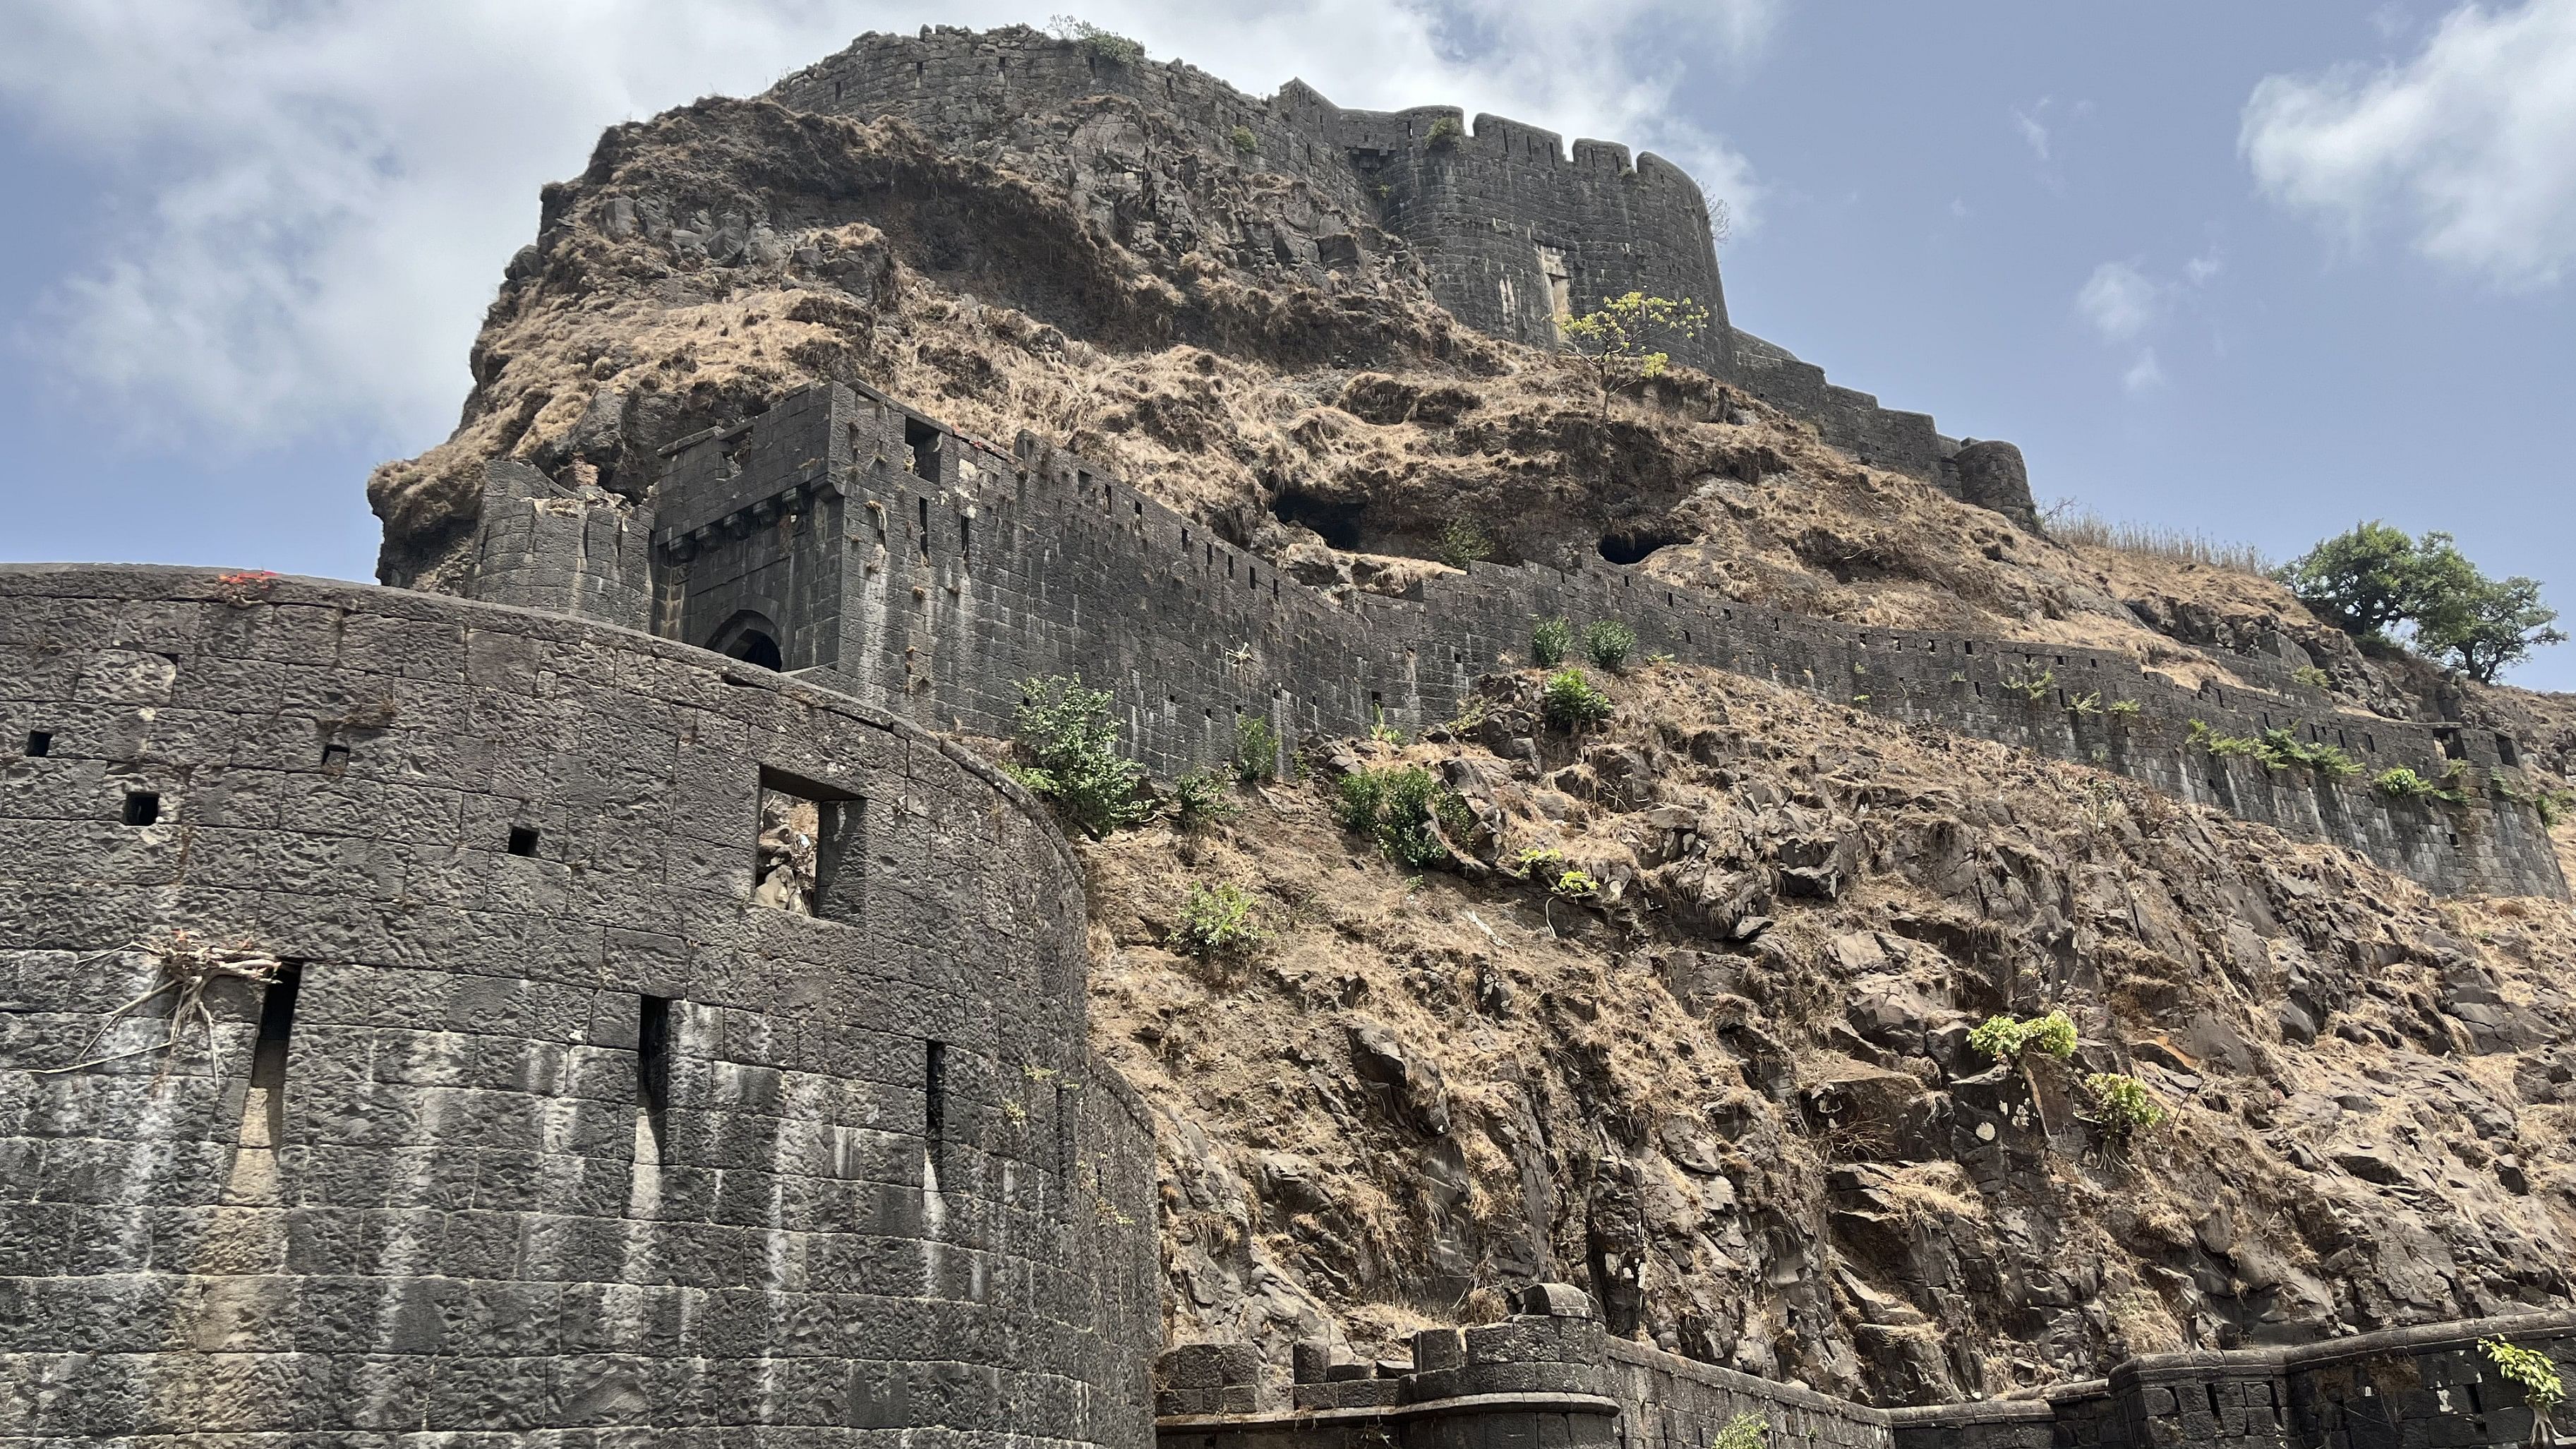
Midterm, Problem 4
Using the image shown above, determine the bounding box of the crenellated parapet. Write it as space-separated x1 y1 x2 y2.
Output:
760 27 2014 507
1155 1290 2576 1449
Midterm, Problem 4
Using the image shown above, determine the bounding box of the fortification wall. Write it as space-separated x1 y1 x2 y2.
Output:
1885 1309 2576 1449
1155 1291 2576 1449
636 383 2565 899
0 564 1159 1446
760 26 1992 493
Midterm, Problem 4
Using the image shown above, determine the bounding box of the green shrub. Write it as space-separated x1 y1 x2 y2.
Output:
2374 766 2439 798
1532 616 1574 667
1335 764 1472 868
1438 517 1494 569
2083 1073 2167 1142
2292 664 2332 689
1050 15 1145 65
2067 690 2102 716
2258 728 2362 777
2105 699 2143 719
2003 667 2057 702
1552 868 1599 898
1174 882 1268 958
1167 769 1237 829
1228 124 1256 154
1711 1414 1767 1449
1540 668 1613 730
1009 675 1150 838
1582 620 1635 671
1234 715 1280 783
2478 1337 2566 1421
1970 1011 2078 1063
1426 115 1464 148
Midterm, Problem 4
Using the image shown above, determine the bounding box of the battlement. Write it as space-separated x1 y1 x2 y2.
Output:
601 380 2564 899
1153 1288 2576 1449
760 27 2011 503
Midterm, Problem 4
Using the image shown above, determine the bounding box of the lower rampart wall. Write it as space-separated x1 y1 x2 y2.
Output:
0 564 1159 1447
628 383 2566 900
1155 1294 2575 1449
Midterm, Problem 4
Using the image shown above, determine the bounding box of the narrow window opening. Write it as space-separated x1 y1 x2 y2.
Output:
320 742 351 771
2205 1385 2222 1419
834 79 843 101
1055 1081 1076 1219
2498 733 2521 767
917 495 931 556
1133 500 1143 518
249 964 303 1090
925 1040 949 1160
637 994 672 1117
959 510 972 562
756 767 865 922
23 730 50 757
507 824 540 857
123 791 161 826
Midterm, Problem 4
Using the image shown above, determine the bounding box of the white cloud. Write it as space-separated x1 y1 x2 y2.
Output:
2075 260 2164 342
2184 246 2226 284
2122 349 2166 393
2012 103 2052 161
0 0 1776 450
2241 0 2576 287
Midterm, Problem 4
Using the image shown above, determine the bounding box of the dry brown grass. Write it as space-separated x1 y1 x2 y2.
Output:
2041 503 2274 577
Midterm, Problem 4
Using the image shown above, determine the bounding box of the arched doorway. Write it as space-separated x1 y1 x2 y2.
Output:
707 611 786 671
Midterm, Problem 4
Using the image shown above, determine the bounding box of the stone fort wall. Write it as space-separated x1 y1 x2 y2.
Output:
0 564 1159 1445
762 26 1985 493
1150 1292 2576 1449
607 381 2563 899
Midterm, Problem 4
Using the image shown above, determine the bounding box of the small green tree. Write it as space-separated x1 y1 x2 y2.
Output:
2478 1337 2564 1443
1229 124 1257 154
1711 1413 1767 1449
1426 115 1464 148
1009 675 1150 838
2278 521 2434 636
1560 291 1711 415
2416 568 2566 683
2280 523 2562 679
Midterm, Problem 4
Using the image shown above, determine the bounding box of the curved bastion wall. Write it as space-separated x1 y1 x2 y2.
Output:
551 380 2563 900
0 564 1159 1445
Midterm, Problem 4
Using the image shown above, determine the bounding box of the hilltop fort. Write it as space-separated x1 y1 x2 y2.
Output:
8 23 2576 1449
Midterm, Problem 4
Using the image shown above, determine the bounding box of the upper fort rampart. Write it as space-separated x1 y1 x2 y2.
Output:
764 27 2012 503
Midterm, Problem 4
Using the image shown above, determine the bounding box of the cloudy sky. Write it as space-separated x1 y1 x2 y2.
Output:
3 0 2572 685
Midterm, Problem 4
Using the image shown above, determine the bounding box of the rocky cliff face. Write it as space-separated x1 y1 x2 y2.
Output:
369 25 2576 1407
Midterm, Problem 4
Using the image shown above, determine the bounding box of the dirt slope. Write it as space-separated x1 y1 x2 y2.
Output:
1066 663 2576 1402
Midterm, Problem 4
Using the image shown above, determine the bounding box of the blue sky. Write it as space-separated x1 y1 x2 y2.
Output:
3 1 2572 686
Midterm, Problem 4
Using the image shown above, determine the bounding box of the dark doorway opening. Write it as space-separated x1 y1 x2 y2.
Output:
1599 527 1685 566
708 611 787 672
1272 490 1366 550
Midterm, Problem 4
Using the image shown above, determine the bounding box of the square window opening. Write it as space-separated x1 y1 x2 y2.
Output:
123 791 161 826
507 825 539 857
24 730 51 758
903 417 941 482
757 766 865 922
